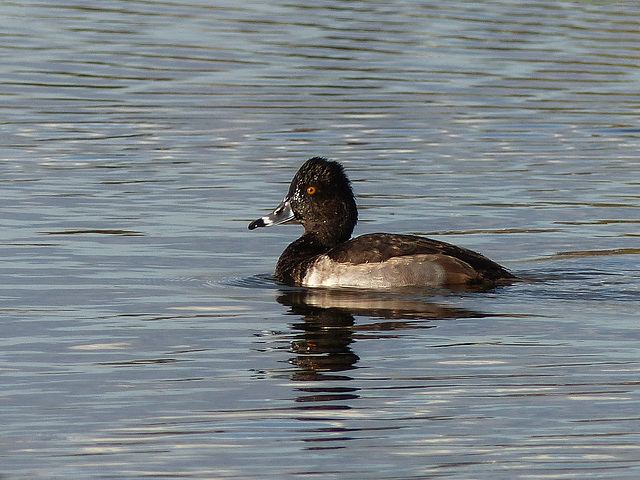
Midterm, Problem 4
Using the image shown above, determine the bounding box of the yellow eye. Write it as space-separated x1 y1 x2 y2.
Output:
306 186 317 195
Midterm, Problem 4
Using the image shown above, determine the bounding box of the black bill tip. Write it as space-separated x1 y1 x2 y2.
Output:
248 218 265 230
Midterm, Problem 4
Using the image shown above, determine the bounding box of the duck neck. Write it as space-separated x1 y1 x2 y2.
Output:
275 232 345 285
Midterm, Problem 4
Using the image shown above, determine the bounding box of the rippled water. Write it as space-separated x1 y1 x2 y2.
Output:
2 1 640 479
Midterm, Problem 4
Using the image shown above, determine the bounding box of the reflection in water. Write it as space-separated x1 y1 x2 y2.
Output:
3 0 640 476
288 304 359 380
278 288 491 404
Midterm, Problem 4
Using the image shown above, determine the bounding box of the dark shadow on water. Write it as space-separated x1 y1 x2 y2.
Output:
227 275 519 407
277 288 494 405
286 301 360 381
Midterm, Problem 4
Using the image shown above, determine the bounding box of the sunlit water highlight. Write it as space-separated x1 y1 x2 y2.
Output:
1 1 639 479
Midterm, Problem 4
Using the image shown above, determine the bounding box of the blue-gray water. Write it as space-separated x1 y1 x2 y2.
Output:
1 1 639 479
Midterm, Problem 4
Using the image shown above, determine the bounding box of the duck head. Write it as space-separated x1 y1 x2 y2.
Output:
249 157 358 248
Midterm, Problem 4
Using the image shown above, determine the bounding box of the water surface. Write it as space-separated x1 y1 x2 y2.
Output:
1 1 639 479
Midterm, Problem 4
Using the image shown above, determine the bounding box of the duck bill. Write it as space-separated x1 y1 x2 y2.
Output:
248 198 297 230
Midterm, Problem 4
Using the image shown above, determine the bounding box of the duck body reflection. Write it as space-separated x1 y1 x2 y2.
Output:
279 288 492 385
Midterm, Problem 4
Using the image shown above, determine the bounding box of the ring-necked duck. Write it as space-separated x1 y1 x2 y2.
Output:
249 157 515 288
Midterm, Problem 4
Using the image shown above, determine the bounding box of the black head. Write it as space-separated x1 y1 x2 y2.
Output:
249 157 358 247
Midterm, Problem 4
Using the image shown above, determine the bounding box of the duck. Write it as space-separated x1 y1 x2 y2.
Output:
248 157 515 288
